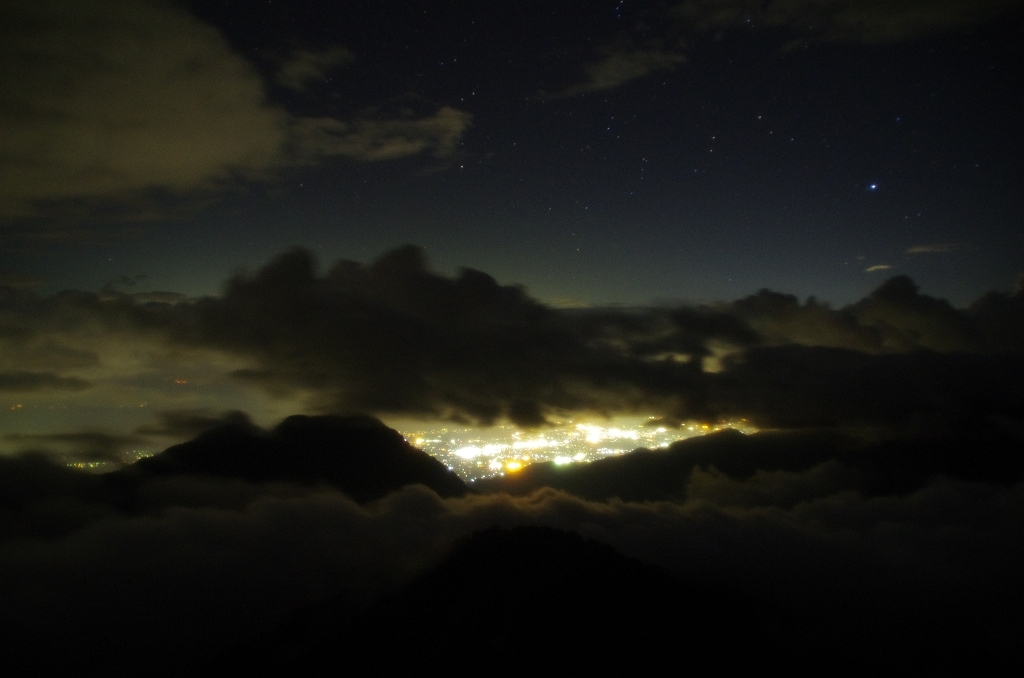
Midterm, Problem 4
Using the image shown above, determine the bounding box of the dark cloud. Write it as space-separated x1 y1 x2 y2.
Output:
670 0 1020 43
0 370 90 392
5 429 138 462
728 274 1024 354
0 246 1022 448
3 245 1015 433
168 246 732 425
155 248 1023 431
711 345 1024 431
135 408 251 439
1 247 1022 435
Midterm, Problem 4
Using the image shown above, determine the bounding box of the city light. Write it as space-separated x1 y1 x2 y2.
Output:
401 417 755 481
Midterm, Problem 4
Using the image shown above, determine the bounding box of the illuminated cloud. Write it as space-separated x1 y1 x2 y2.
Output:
670 0 1019 43
907 243 958 254
0 0 288 219
0 0 471 220
865 264 891 272
275 46 354 92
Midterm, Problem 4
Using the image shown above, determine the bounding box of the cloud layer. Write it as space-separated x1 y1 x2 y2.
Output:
2 434 1021 673
1 247 1022 463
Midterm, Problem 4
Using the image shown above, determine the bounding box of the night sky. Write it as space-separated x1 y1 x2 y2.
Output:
2 2 1024 674
3 0 1022 305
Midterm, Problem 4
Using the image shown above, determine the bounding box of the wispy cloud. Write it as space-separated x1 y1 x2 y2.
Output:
907 243 958 254
556 48 686 97
276 46 354 92
670 0 1019 44
865 264 891 272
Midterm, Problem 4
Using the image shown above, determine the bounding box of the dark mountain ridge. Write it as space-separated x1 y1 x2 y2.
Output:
112 413 468 503
476 426 1024 501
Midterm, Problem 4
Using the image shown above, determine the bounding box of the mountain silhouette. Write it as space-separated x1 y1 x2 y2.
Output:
476 427 1024 501
210 525 768 674
114 414 467 503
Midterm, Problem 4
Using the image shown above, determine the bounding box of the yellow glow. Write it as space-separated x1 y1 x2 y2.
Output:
455 443 508 459
512 437 552 450
505 460 523 472
576 423 639 443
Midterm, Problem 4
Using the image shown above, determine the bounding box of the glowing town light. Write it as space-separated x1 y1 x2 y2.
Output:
505 460 523 472
488 459 503 470
554 456 573 465
512 438 553 450
454 443 508 459
576 424 605 443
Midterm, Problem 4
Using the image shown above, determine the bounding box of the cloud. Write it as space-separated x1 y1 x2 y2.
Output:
0 0 289 218
159 248 1023 430
0 443 1020 673
164 246 764 425
727 274 1024 355
2 248 1023 437
295 106 472 161
559 48 687 96
275 46 354 92
0 370 90 392
0 0 471 220
4 429 138 461
135 408 251 439
907 242 958 254
0 271 44 289
670 0 1019 43
865 264 891 272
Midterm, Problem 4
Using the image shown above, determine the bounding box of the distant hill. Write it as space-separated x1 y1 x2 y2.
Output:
113 414 467 503
476 426 1024 501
